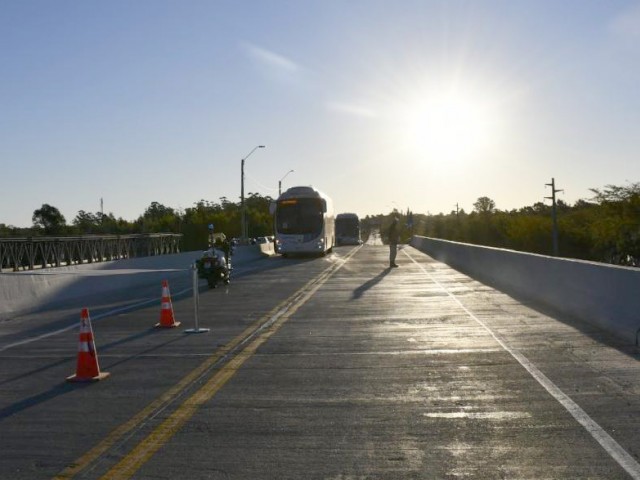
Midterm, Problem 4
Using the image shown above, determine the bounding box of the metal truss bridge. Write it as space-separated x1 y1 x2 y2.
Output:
0 234 182 272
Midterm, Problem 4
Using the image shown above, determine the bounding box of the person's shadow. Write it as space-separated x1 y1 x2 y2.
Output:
351 268 391 300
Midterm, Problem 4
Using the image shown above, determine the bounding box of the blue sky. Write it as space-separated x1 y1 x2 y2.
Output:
2 0 640 227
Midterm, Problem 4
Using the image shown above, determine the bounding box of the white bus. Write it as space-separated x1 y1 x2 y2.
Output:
272 186 335 256
335 213 361 245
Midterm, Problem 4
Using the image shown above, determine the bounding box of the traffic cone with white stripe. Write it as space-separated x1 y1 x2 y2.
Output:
67 308 110 382
155 279 180 328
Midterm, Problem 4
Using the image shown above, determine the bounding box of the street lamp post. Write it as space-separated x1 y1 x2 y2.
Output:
241 145 265 242
278 169 294 196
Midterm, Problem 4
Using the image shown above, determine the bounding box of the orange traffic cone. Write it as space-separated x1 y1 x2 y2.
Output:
67 308 110 382
155 279 180 328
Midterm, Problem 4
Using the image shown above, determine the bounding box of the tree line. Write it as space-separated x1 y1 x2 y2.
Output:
2 182 639 266
363 182 640 267
0 193 274 252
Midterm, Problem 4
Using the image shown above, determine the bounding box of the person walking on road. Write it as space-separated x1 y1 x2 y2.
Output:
388 217 400 268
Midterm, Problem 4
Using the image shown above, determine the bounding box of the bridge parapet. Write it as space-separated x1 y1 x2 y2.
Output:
0 234 182 273
410 235 640 345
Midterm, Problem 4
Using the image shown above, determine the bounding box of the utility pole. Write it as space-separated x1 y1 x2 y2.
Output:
545 178 563 256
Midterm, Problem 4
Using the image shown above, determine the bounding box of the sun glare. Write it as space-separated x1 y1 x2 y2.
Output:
400 89 499 164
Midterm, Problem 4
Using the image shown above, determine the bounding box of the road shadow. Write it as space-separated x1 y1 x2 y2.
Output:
409 246 640 361
0 381 84 420
0 329 189 420
494 283 640 358
0 327 169 388
352 268 391 300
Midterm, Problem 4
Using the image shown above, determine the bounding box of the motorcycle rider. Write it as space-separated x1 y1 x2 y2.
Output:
212 235 231 272
199 232 232 288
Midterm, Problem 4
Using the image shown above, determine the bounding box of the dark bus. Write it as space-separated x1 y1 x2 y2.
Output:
335 213 361 246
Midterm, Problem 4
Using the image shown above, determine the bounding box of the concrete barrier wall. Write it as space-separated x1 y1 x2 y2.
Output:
410 236 640 344
258 242 276 256
0 245 271 319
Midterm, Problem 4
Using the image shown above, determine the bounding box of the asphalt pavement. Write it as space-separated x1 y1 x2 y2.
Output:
0 245 639 479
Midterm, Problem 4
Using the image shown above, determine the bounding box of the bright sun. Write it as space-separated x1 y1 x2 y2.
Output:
399 88 498 164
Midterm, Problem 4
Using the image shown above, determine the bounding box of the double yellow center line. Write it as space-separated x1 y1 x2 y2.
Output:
55 246 360 479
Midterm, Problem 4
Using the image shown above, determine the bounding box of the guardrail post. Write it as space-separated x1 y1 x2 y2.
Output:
185 263 209 334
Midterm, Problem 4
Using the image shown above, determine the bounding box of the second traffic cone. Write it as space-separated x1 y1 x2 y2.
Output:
155 279 180 328
67 308 110 382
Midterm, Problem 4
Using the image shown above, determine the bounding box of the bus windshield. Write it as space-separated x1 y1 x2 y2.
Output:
336 217 359 237
276 198 324 235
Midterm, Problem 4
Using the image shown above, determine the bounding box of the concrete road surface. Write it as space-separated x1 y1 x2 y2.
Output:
0 245 639 479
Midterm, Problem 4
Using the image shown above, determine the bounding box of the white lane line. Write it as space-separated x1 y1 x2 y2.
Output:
0 261 266 353
0 287 192 353
404 248 640 480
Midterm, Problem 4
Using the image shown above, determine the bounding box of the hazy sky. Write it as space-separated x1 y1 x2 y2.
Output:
2 1 640 227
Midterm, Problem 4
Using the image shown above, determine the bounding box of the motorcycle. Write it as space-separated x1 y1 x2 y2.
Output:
196 248 230 289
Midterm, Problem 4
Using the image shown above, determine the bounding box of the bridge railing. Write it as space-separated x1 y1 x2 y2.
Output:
0 234 182 272
410 235 640 345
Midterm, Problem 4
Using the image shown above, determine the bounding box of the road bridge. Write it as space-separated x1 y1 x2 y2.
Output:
0 234 183 273
0 245 638 479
